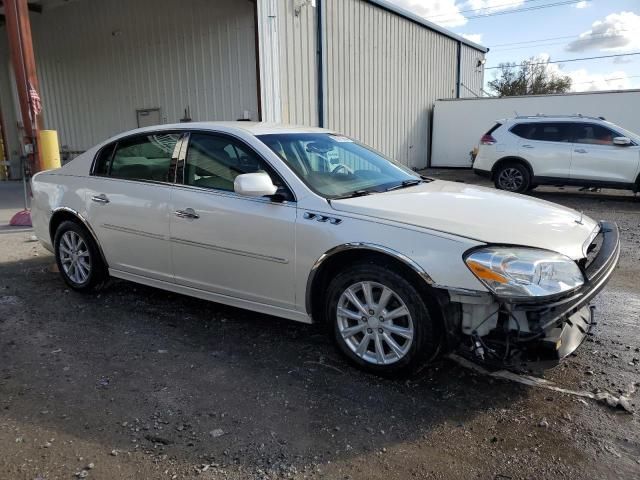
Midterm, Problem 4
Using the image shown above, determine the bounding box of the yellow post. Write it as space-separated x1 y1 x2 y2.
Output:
37 130 61 170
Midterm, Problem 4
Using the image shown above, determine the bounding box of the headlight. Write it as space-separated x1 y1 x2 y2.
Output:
465 247 584 299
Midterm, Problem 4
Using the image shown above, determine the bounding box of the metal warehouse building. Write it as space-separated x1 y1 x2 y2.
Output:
0 0 486 177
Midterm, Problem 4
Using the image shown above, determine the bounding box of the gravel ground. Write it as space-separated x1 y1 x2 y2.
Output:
0 174 638 480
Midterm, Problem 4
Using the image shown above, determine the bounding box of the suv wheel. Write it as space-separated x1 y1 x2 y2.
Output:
325 263 439 376
54 220 109 291
494 162 530 193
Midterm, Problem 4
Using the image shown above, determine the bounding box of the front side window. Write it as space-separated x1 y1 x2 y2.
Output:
573 124 616 146
184 133 287 195
95 133 179 181
257 133 420 198
511 122 572 143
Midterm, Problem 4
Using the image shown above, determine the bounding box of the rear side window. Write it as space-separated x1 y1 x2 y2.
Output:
511 122 572 143
573 124 616 146
98 133 180 182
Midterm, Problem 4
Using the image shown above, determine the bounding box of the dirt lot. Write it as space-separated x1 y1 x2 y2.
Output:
1 174 639 480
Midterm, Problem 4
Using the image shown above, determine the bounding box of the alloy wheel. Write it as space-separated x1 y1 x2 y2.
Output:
59 230 92 285
498 167 524 191
336 281 414 365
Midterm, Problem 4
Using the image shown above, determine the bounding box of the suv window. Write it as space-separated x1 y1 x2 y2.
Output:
94 133 180 181
511 122 572 142
184 133 288 196
573 123 616 146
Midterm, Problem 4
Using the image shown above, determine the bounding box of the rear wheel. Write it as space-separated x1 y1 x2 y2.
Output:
54 220 109 291
494 162 530 193
325 263 439 376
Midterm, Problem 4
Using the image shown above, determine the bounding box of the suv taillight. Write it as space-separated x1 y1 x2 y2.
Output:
480 134 497 145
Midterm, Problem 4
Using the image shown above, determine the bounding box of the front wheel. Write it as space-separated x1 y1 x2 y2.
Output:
325 263 439 376
494 162 531 193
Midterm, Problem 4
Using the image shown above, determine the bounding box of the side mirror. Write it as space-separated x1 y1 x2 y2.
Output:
613 136 632 146
234 172 278 197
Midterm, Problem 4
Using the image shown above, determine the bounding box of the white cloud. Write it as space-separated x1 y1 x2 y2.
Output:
461 33 483 44
542 58 634 92
387 0 526 28
388 0 467 27
613 55 634 64
574 1 589 9
566 69 633 92
466 0 524 13
566 11 640 52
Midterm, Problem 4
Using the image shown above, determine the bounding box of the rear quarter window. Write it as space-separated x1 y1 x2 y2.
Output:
93 144 115 176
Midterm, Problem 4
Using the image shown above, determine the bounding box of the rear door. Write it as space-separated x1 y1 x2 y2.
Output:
84 132 182 282
511 122 573 178
569 123 640 184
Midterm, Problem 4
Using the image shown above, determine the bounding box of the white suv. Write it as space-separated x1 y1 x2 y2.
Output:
473 115 640 194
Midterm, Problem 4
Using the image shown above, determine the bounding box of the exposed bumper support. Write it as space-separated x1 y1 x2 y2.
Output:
513 221 620 329
460 221 620 370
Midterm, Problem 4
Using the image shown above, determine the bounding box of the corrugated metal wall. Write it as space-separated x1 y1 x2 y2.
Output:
322 0 458 169
460 44 485 98
0 0 258 153
276 0 318 126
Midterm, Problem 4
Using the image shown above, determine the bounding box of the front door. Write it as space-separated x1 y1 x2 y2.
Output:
570 123 640 184
85 132 181 282
169 132 297 310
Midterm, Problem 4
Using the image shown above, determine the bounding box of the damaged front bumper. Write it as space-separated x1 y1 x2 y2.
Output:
454 221 620 370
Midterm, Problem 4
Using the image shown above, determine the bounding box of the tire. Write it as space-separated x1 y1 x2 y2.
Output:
494 162 531 193
54 220 109 292
325 262 439 376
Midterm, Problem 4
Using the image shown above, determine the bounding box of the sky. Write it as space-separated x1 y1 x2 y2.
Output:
385 0 640 94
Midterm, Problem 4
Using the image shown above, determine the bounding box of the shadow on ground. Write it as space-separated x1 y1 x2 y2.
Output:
0 254 537 474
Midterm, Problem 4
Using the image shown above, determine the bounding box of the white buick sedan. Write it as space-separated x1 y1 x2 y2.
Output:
31 123 620 375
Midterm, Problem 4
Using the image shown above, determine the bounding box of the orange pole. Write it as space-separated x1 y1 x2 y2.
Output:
4 0 42 173
16 0 43 133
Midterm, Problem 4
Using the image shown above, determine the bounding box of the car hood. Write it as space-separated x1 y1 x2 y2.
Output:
330 180 598 259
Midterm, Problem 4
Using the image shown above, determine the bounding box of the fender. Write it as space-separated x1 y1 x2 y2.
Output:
50 206 109 267
305 242 434 315
492 156 535 177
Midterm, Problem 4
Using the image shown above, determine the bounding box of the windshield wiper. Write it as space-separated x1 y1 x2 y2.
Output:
385 179 422 192
331 189 373 200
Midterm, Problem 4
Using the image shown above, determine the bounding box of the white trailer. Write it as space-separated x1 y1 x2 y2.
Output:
431 90 640 168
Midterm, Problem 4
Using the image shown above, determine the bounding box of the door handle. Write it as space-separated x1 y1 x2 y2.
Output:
91 194 110 204
574 148 588 154
174 208 199 219
521 144 534 149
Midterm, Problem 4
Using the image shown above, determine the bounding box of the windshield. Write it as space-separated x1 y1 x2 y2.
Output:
257 133 421 198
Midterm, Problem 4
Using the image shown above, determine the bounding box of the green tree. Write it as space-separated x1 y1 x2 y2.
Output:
488 57 572 97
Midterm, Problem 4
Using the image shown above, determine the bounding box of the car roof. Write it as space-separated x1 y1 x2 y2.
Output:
504 115 606 123
116 122 332 139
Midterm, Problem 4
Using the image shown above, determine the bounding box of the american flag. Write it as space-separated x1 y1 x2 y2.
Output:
28 82 42 117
